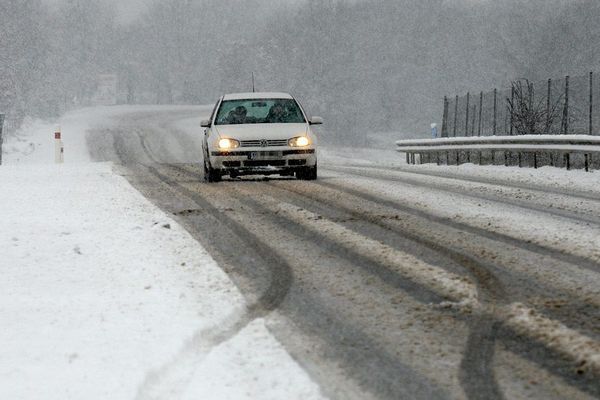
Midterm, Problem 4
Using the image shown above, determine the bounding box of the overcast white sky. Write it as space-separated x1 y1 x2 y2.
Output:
44 0 307 23
114 0 151 22
43 0 151 23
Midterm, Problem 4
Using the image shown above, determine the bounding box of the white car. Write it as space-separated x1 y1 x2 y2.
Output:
201 92 322 182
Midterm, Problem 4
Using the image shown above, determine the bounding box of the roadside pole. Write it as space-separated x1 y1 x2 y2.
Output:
0 114 4 165
55 127 64 164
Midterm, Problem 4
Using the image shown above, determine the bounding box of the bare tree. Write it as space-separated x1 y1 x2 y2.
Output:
506 80 562 135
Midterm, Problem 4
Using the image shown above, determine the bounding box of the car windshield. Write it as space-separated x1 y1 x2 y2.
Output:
215 99 306 125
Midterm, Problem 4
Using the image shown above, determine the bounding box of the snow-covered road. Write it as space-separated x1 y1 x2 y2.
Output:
2 106 600 400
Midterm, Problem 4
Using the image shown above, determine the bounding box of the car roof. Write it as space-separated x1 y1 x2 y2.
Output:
222 92 294 101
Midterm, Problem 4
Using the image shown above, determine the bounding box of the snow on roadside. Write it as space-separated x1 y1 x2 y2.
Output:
0 108 326 400
183 318 325 400
0 163 325 399
321 138 600 198
402 163 600 197
2 106 206 165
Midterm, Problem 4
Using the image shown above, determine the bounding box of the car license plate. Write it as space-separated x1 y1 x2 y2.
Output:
248 151 282 160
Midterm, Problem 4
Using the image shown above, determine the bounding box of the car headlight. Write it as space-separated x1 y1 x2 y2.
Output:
218 138 240 149
289 136 310 147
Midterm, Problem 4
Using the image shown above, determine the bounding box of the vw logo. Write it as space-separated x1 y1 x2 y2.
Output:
260 139 268 148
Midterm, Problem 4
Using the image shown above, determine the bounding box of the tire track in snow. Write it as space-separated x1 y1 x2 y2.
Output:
107 130 296 398
166 165 455 399
149 161 600 396
260 180 508 400
316 178 600 276
264 179 600 393
132 166 294 399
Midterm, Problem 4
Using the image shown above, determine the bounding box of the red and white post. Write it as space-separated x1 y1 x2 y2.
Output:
55 127 64 164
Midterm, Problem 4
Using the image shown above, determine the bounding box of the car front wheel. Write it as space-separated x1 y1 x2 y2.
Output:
297 165 317 181
204 159 221 183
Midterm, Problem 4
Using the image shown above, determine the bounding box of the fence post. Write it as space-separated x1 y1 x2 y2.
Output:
0 114 4 166
565 153 570 170
442 97 449 137
478 92 483 136
585 154 590 172
493 88 497 136
510 85 515 136
465 92 470 137
453 95 458 137
471 105 477 136
590 72 593 136
546 79 552 134
529 82 534 113
562 76 570 135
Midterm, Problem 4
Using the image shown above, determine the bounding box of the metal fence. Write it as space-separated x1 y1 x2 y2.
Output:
441 72 599 137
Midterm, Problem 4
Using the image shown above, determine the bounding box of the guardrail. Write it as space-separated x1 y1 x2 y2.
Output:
396 135 600 172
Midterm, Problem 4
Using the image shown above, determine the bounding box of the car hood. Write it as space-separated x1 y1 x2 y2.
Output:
215 124 308 140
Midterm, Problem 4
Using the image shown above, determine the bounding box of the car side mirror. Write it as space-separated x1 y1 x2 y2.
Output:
200 120 211 128
309 116 323 125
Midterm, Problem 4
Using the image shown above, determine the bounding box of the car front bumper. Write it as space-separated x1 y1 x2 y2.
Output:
209 148 317 174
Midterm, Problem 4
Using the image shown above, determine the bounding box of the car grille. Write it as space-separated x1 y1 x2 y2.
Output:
240 139 288 148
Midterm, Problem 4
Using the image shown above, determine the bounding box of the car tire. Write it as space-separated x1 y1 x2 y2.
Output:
204 159 221 183
297 165 317 181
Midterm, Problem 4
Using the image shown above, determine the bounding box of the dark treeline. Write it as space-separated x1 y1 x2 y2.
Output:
2 0 600 139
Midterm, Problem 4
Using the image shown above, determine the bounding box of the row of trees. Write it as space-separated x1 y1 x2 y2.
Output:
0 0 117 130
3 0 600 139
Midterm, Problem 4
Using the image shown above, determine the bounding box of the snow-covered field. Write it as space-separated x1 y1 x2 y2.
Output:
0 108 325 400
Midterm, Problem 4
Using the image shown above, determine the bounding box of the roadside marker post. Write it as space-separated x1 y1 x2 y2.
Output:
55 128 64 164
431 123 438 138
